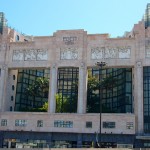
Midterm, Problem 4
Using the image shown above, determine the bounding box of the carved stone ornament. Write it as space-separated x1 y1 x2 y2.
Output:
52 63 56 69
118 47 131 58
37 49 48 60
12 49 48 61
91 47 104 59
12 50 24 61
60 48 78 60
24 49 36 61
91 46 131 59
136 61 142 68
104 48 117 58
2 64 7 70
81 62 85 69
63 36 77 45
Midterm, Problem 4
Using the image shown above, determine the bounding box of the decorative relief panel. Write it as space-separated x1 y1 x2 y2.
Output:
91 47 131 59
12 50 24 61
60 48 78 60
104 48 117 58
24 49 36 61
91 47 103 59
37 50 48 60
12 49 48 61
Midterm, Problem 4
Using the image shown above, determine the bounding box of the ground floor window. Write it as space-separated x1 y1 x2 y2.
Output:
52 141 77 148
144 142 150 148
3 139 50 148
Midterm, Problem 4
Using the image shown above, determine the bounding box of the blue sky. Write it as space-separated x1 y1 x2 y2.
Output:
0 0 149 37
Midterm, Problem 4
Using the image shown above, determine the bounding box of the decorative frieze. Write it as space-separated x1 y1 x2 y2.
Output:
60 48 78 60
24 49 36 61
36 50 48 60
13 50 24 61
91 47 131 59
12 49 48 61
91 47 104 59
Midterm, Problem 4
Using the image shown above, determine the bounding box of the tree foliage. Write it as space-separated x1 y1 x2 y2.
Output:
25 77 49 98
55 93 77 113
24 77 49 112
87 71 118 113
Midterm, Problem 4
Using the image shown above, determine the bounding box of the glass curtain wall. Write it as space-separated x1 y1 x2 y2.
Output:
143 67 150 133
57 67 79 113
87 68 132 113
15 69 50 111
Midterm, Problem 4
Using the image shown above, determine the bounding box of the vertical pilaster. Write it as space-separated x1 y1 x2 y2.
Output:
48 64 57 113
134 61 143 134
0 65 8 112
77 62 87 114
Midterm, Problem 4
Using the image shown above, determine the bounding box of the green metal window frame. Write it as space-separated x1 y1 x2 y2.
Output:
15 69 50 111
143 67 150 133
57 67 79 113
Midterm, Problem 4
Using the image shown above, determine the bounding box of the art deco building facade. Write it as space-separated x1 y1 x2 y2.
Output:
0 4 150 148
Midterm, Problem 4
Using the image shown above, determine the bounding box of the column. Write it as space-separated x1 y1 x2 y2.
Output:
48 64 57 113
134 61 143 134
0 65 8 112
77 62 87 114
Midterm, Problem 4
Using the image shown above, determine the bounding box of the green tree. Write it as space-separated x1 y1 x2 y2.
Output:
24 77 49 112
55 93 77 113
26 77 49 98
87 71 117 113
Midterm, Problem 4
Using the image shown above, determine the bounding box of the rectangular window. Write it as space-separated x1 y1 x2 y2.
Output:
10 106 13 111
103 122 115 128
13 75 16 80
54 120 73 128
15 119 27 127
16 35 19 41
126 122 133 129
12 85 15 91
57 67 79 113
11 96 14 101
1 119 7 126
144 142 150 148
37 120 43 127
86 121 92 128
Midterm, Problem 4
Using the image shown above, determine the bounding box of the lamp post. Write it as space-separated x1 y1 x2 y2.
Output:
95 61 107 148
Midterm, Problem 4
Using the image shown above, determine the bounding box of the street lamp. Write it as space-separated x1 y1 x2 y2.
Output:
95 61 107 148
